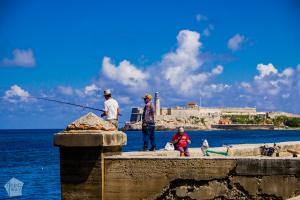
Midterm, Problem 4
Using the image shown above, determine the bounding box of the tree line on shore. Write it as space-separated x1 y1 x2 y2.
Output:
222 115 300 127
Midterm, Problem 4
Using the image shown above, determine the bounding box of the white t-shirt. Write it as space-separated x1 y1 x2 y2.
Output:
104 98 119 120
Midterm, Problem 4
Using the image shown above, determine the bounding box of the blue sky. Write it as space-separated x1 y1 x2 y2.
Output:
0 0 300 129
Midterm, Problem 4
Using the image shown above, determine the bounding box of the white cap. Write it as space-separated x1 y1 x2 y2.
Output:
178 127 184 133
104 89 111 95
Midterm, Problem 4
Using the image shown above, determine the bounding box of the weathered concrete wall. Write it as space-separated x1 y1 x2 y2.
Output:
55 113 300 200
59 147 103 200
104 157 300 200
54 112 127 200
59 146 124 200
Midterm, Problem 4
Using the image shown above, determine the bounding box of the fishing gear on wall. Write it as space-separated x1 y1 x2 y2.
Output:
260 143 281 157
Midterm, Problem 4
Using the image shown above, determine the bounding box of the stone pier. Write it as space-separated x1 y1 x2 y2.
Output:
54 112 127 200
54 112 300 200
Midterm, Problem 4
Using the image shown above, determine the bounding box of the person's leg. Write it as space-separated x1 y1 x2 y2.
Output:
177 147 185 157
184 147 190 157
108 119 118 129
112 119 118 129
142 125 149 150
149 124 156 151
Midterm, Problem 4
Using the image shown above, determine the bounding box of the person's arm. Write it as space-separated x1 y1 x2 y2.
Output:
151 104 155 118
171 139 180 144
101 111 107 117
186 135 191 144
171 134 180 144
142 106 147 126
171 135 177 144
101 102 108 117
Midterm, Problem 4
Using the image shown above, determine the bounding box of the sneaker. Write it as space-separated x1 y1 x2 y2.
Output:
142 147 148 151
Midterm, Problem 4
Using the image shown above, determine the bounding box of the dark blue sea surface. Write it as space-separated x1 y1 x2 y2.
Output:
1 129 300 199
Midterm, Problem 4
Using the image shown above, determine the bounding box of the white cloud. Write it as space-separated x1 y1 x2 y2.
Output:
196 14 208 22
102 57 148 90
280 67 294 77
210 84 230 92
243 63 295 97
100 29 225 97
240 82 252 93
161 30 203 92
255 63 278 80
3 32 300 118
58 86 73 95
212 65 223 75
159 30 224 95
84 84 99 95
96 30 300 114
204 63 300 113
1 49 36 67
240 82 251 88
227 34 246 51
3 85 30 103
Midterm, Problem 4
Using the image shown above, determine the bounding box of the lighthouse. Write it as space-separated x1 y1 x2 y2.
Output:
154 92 160 116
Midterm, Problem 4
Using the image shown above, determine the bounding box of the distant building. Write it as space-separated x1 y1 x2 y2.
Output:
187 102 198 108
154 92 160 116
130 107 143 122
129 92 258 123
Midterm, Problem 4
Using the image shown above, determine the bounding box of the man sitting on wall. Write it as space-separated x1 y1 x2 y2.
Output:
171 127 191 157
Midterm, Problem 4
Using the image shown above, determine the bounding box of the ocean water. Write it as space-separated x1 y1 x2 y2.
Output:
1 129 300 199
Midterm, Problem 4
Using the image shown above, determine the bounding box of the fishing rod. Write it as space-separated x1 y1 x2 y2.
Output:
29 96 106 112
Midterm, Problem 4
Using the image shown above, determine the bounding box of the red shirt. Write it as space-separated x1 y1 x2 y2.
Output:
172 133 189 148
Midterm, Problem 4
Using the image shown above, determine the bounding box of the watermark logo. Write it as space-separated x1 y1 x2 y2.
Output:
4 177 24 197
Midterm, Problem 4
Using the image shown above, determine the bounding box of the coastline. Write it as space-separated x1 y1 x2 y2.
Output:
123 125 300 131
120 127 300 131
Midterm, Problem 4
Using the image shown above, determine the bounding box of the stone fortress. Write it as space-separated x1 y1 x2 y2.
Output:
125 92 300 130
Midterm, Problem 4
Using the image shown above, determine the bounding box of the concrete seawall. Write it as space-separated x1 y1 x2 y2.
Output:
55 139 300 199
54 113 300 200
104 157 300 199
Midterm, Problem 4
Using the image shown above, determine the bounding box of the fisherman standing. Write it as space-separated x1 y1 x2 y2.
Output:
101 89 120 128
142 93 156 151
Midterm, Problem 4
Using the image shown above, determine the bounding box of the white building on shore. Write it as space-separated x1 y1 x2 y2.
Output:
129 92 260 123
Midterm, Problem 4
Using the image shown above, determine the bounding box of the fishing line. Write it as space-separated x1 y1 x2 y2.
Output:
28 96 105 112
3 95 122 116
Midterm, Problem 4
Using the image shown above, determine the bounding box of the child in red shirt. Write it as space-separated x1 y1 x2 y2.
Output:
171 127 191 157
